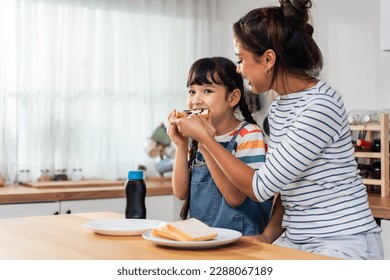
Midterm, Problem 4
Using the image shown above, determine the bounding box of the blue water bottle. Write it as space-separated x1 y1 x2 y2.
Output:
125 170 147 219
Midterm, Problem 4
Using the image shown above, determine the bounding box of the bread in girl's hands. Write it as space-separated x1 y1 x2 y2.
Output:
151 218 217 241
175 109 209 120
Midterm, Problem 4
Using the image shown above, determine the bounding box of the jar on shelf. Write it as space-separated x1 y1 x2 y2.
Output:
70 168 84 181
53 169 68 181
0 171 4 186
18 169 31 185
362 111 380 124
37 169 51 182
348 110 363 125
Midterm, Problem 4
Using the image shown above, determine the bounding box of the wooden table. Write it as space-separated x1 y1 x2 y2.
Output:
0 212 335 260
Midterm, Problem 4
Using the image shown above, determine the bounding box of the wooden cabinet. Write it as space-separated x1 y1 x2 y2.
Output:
0 201 60 218
0 196 182 221
60 195 182 221
350 113 389 197
381 219 390 260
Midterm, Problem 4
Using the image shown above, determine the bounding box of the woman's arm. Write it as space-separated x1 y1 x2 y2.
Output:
243 194 284 243
173 115 257 200
199 145 247 207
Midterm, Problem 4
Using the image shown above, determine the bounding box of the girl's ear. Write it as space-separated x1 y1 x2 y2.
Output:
229 89 241 107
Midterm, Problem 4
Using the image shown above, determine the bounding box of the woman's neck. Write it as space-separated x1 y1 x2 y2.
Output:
273 74 318 95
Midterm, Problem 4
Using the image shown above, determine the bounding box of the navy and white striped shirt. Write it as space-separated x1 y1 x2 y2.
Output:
252 81 380 242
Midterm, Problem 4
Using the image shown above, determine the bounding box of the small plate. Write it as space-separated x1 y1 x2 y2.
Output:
142 228 242 249
84 219 166 236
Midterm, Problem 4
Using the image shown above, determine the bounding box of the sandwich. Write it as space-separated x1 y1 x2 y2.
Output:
151 218 218 242
175 108 209 120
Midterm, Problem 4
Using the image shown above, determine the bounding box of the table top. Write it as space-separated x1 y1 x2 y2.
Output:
0 211 336 260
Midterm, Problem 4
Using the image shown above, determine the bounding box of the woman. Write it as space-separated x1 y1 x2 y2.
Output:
171 0 383 259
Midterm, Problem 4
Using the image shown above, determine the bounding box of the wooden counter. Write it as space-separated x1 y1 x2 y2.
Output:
0 179 173 204
0 211 336 260
368 192 390 220
1 181 389 220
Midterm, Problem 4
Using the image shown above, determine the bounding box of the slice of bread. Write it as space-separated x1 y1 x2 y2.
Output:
175 109 209 120
151 228 177 240
152 218 217 242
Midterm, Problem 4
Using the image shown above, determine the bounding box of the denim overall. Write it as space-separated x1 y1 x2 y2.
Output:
189 122 272 235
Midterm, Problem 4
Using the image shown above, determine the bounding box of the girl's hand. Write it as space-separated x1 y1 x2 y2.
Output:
172 113 215 143
167 109 188 148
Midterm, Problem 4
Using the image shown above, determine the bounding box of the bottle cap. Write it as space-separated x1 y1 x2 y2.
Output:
128 170 144 180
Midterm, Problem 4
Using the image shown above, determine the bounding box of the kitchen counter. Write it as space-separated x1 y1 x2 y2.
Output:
368 192 390 219
0 179 173 204
1 181 389 220
0 211 336 260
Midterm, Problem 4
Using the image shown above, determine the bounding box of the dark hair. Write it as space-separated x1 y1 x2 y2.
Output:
233 0 323 88
180 56 258 220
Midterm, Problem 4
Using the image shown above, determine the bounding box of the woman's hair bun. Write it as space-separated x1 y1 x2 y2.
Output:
279 0 312 30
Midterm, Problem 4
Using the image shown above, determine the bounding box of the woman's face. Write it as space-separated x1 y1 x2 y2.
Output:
234 38 270 94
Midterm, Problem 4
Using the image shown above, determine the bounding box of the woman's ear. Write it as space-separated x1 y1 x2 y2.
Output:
264 49 276 68
229 89 241 107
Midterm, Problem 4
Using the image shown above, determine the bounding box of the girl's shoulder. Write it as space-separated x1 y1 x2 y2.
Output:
237 122 264 140
240 122 262 133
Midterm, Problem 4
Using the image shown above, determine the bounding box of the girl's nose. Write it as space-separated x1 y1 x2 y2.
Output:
192 92 203 104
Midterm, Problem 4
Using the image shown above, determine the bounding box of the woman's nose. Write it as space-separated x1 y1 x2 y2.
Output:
236 65 241 74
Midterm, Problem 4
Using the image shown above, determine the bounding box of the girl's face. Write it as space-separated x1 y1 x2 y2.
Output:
187 81 234 123
234 38 270 94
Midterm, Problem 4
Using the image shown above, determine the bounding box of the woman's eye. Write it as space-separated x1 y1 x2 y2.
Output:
236 59 243 64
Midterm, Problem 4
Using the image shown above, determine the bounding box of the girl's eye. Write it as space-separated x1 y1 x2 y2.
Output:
188 89 195 95
204 89 213 94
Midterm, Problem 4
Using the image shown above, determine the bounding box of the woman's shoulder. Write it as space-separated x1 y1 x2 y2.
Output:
309 81 341 101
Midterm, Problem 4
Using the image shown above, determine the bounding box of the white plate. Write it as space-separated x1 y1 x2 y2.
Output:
83 219 166 236
142 228 242 249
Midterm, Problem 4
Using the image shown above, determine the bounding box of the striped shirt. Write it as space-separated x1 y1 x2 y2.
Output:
197 121 266 169
252 81 380 242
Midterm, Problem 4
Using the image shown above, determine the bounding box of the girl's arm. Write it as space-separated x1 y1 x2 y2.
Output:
171 144 190 200
167 110 190 200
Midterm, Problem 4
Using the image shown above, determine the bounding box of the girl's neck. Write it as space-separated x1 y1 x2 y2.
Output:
214 117 242 136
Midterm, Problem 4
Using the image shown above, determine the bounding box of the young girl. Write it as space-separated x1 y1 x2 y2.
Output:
172 1 383 259
167 57 272 236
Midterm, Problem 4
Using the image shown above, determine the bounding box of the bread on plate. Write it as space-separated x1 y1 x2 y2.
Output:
152 218 217 242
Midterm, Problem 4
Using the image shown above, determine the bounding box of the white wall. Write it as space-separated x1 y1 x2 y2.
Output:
218 0 390 112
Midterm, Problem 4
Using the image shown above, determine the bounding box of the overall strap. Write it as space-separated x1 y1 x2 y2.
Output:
226 122 248 152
